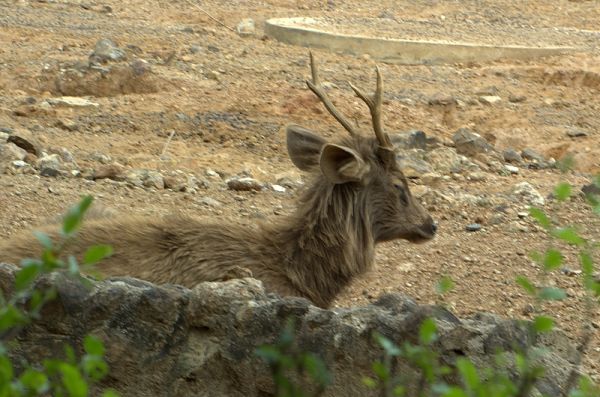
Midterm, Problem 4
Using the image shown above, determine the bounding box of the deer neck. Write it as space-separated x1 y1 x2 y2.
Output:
269 183 375 307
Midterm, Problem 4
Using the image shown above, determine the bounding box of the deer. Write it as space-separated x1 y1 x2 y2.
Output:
0 53 437 308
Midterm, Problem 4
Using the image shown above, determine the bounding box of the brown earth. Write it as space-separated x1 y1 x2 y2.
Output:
0 0 599 382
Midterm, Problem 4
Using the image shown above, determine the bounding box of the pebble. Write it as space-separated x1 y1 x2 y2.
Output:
511 182 545 206
271 184 286 193
478 95 502 105
37 154 62 177
89 38 126 64
504 164 519 174
502 148 522 163
451 128 494 157
566 128 588 138
45 97 99 108
7 130 42 155
465 223 482 232
236 18 255 37
197 196 221 207
0 142 27 162
226 177 263 191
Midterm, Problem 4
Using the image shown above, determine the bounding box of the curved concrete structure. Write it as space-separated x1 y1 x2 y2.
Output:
265 17 575 65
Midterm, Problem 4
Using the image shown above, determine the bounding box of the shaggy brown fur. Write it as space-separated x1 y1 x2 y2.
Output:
0 128 435 308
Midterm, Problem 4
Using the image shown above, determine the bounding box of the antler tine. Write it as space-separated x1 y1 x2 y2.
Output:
306 51 357 136
348 66 393 149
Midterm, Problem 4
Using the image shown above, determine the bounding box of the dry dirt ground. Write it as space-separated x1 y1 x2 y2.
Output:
1 0 600 382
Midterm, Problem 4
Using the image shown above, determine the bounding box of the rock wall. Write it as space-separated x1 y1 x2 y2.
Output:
0 264 577 397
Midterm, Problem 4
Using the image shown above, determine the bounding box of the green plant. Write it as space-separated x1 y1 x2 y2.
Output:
0 196 117 397
256 318 331 397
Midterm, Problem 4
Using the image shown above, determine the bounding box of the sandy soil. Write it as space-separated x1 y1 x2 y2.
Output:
0 0 599 382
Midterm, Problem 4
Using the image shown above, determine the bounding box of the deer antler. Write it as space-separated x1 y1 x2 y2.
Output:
306 52 357 137
349 67 393 149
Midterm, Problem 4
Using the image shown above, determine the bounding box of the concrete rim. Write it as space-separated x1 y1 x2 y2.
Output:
265 17 577 65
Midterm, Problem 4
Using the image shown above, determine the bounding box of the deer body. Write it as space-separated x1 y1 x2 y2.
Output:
0 55 436 308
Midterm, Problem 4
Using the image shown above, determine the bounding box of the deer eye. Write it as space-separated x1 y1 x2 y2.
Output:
394 184 409 205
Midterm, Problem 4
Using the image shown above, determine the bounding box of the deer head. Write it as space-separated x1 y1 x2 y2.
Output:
286 53 436 244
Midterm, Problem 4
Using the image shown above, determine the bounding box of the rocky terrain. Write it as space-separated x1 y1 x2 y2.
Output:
0 0 599 381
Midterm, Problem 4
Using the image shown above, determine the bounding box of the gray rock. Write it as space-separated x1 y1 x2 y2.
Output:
521 148 546 166
451 128 494 157
197 196 221 207
89 38 126 64
390 130 427 150
566 128 588 138
478 95 502 105
466 223 482 232
7 130 43 156
502 149 522 163
427 147 478 174
0 132 9 142
508 94 527 103
511 182 545 206
504 164 519 174
0 264 579 397
0 143 27 162
45 97 99 108
143 170 164 189
236 18 255 37
227 177 263 191
581 183 600 197
428 93 457 106
37 153 62 177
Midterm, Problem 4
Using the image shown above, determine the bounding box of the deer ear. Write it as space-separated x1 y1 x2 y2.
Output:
320 143 369 184
286 124 328 171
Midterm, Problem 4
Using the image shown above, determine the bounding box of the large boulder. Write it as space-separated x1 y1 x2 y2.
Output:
0 264 578 397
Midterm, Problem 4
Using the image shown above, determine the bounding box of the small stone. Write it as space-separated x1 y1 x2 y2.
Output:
561 268 582 277
7 130 43 155
478 95 502 105
89 38 126 64
452 128 494 157
475 86 499 96
522 303 535 315
271 184 286 193
190 45 203 54
467 172 487 182
207 45 220 53
508 94 527 103
143 171 164 189
390 130 427 150
226 177 263 191
45 97 99 108
205 70 220 81
566 128 588 138
503 149 522 163
0 142 27 162
130 58 151 76
397 154 433 178
37 153 62 177
428 93 457 106
56 118 78 131
465 223 482 232
90 152 112 164
581 183 600 197
0 132 8 142
11 160 27 168
197 196 221 207
421 173 442 187
504 165 519 174
517 212 528 219
236 18 255 37
521 148 546 164
511 182 545 206
93 164 125 180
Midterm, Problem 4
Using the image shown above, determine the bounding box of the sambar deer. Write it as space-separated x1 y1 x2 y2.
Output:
0 53 436 308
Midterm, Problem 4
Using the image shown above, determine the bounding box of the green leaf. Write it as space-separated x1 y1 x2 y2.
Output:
0 305 27 331
15 261 41 291
84 335 105 356
302 353 331 386
554 182 572 201
19 368 49 394
436 276 454 295
81 355 108 381
580 252 594 277
83 245 113 266
58 363 88 397
539 287 567 301
67 256 79 275
102 390 120 397
0 356 14 384
557 155 575 173
62 196 93 236
437 385 468 397
361 377 377 389
33 231 54 250
529 207 551 229
255 345 281 364
516 276 536 295
457 358 480 391
393 385 405 396
371 361 389 381
543 249 563 271
374 333 400 356
419 318 437 345
534 316 555 333
552 227 586 246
